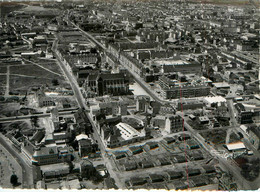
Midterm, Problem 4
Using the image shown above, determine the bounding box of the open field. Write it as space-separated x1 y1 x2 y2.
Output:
9 63 71 94
10 64 61 79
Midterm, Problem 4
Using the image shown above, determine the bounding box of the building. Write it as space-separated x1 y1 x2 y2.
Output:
35 88 55 107
235 103 253 124
76 134 93 157
32 146 74 165
165 115 183 133
247 125 260 150
158 76 210 99
136 95 150 113
84 72 129 96
40 163 70 179
115 122 142 140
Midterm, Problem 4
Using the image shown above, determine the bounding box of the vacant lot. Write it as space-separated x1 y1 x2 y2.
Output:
201 129 227 145
9 64 70 94
10 64 61 79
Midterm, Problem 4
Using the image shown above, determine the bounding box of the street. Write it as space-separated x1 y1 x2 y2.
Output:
52 36 123 188
0 133 34 188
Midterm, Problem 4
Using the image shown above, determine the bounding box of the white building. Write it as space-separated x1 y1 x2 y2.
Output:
115 122 142 140
203 96 227 107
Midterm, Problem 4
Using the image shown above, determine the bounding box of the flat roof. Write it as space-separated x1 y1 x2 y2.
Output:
226 142 246 151
154 59 189 66
76 134 89 141
213 82 230 88
204 96 227 104
40 163 70 172
116 122 141 140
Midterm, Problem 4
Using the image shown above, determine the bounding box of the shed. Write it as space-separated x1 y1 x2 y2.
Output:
149 174 164 183
113 151 127 159
166 171 183 180
139 160 154 169
179 133 191 141
124 162 138 171
187 168 201 176
187 139 200 149
190 177 207 187
158 157 171 166
129 145 143 155
163 137 175 144
144 142 159 151
172 180 188 190
129 177 147 186
202 165 216 173
171 155 186 163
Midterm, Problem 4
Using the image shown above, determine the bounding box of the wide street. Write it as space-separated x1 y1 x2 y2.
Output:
52 35 123 188
0 133 34 188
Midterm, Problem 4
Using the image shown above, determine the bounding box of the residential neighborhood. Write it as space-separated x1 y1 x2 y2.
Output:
0 0 259 190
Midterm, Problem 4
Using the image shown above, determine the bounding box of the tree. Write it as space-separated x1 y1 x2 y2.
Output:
10 174 18 186
52 79 59 86
80 160 95 179
90 48 97 53
30 116 39 127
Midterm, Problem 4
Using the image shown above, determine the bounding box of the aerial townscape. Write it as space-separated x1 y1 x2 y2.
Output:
0 0 259 190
